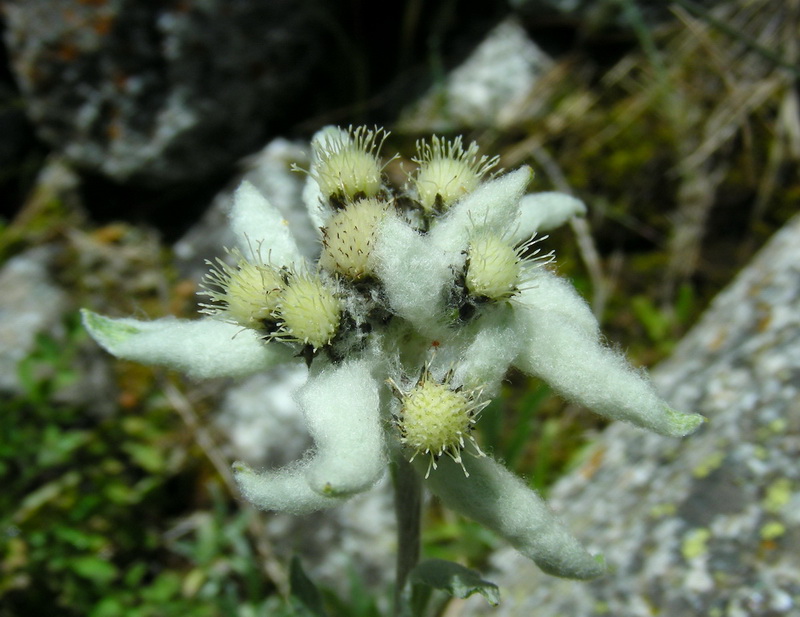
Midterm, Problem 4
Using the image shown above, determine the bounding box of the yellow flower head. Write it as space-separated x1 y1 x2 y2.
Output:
390 367 487 478
199 249 283 330
413 135 498 214
311 126 389 204
319 198 390 281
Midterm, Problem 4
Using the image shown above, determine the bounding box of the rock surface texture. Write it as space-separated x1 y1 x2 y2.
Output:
461 214 800 616
400 18 552 131
4 0 319 186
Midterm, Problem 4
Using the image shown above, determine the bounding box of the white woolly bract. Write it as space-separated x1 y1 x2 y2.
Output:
516 269 600 339
81 310 293 379
514 191 587 239
233 460 345 515
423 451 606 580
429 166 532 255
513 304 705 437
229 181 301 267
372 215 455 337
298 359 385 496
451 308 522 396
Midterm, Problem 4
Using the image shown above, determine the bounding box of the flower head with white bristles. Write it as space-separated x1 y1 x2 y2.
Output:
83 126 704 583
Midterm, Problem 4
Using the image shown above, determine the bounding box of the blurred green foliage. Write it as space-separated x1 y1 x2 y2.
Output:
0 315 283 617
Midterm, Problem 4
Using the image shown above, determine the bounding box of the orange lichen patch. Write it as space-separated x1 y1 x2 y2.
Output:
112 70 128 90
756 307 773 332
170 279 199 316
579 446 606 480
56 41 81 63
106 119 122 141
118 388 140 410
93 224 128 244
760 539 778 552
92 13 115 36
708 328 729 352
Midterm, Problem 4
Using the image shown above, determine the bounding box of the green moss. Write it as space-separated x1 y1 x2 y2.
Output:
760 521 786 540
764 478 793 513
692 451 725 479
681 528 711 560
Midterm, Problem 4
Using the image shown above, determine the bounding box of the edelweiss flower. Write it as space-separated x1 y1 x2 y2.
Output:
83 126 704 581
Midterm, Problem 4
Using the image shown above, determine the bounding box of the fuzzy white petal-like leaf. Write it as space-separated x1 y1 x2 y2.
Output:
233 461 345 515
373 216 454 336
230 181 301 266
299 359 386 497
513 304 704 436
82 310 293 379
512 192 586 242
450 308 522 395
430 167 533 254
424 452 605 580
518 269 600 339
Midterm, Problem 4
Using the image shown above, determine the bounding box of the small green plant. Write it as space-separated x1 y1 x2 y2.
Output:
0 315 278 617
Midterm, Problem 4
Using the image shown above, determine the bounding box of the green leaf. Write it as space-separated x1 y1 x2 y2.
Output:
410 559 500 606
289 555 328 617
71 555 119 584
81 309 141 346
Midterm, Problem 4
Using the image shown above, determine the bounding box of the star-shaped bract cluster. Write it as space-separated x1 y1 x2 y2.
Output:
83 126 704 580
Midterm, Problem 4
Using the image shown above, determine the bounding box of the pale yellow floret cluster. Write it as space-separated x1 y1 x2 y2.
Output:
392 371 486 477
274 272 341 351
465 234 522 301
319 198 389 280
413 135 499 213
312 126 388 201
201 253 341 352
199 251 283 329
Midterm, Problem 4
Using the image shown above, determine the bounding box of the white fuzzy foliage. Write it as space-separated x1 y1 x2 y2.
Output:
373 215 454 337
429 166 533 254
451 309 522 395
513 304 704 436
423 451 605 580
233 460 346 515
230 181 301 267
517 269 600 339
81 309 293 379
83 125 704 583
298 359 385 496
514 191 587 241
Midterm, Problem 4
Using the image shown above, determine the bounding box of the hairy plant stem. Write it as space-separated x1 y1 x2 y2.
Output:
392 454 422 617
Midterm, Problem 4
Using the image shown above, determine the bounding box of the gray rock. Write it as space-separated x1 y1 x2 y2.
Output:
461 215 800 615
510 0 722 29
4 0 320 186
174 137 317 282
0 246 69 393
399 19 553 131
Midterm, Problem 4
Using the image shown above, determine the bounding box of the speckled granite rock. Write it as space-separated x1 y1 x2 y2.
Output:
509 0 721 29
4 0 319 186
173 137 317 282
0 246 68 392
399 18 552 131
460 214 800 616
